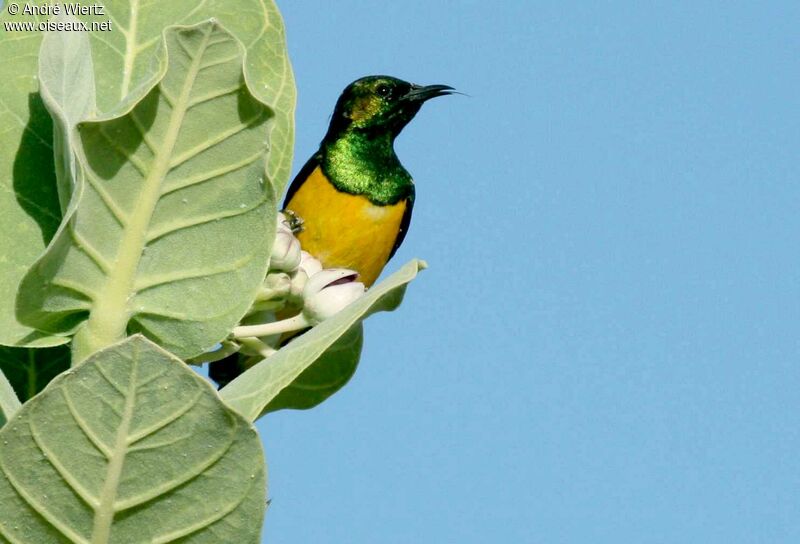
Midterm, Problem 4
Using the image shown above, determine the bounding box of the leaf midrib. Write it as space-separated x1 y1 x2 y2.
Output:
119 0 140 101
91 355 137 543
77 25 215 358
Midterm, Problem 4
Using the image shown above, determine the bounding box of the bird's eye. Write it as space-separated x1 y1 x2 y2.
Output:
376 84 391 97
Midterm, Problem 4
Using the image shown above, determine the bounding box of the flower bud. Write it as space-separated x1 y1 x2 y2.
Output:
287 251 323 301
302 269 365 324
298 251 323 277
270 230 301 272
288 269 308 301
254 272 290 304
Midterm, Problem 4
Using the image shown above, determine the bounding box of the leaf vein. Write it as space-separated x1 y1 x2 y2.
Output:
168 112 265 169
93 364 126 397
50 278 96 302
134 253 256 292
159 85 177 108
134 369 169 390
0 455 90 544
0 519 26 544
160 149 263 196
0 183 61 223
175 0 209 26
198 54 240 73
204 34 234 48
135 35 160 54
103 7 128 37
69 223 112 274
95 125 148 176
153 459 259 544
127 432 193 453
28 410 101 508
186 83 242 110
126 390 203 446
62 388 113 459
91 342 140 541
145 197 266 243
0 96 54 150
128 109 159 154
174 32 200 63
117 422 238 512
90 32 125 57
85 174 129 227
132 308 190 321
119 0 140 99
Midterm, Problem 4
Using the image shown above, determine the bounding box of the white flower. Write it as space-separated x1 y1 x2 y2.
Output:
298 251 323 277
255 272 290 301
287 251 325 301
302 269 365 324
232 266 364 340
288 269 308 301
270 230 301 272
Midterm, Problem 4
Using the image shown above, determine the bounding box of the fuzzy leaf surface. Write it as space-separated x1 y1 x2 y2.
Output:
0 368 21 429
0 335 266 543
0 5 65 346
38 12 97 213
0 0 294 347
221 259 426 421
19 21 275 360
264 324 364 413
83 0 295 194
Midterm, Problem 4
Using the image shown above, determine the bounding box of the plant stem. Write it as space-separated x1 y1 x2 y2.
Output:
232 314 309 338
238 337 277 358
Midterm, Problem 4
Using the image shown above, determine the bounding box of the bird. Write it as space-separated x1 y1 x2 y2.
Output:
209 75 452 387
283 75 454 286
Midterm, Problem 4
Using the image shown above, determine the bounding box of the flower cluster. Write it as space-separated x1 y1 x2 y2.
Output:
226 213 366 359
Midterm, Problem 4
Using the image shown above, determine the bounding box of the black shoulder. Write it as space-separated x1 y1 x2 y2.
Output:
388 187 415 260
283 152 322 207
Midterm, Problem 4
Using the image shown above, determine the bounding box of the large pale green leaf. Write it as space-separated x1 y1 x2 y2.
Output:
19 21 276 362
82 0 296 194
0 335 266 543
0 367 21 428
221 259 426 421
0 0 295 347
0 345 70 404
0 6 65 347
38 13 97 213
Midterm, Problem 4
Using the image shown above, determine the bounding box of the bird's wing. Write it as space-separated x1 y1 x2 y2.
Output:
388 188 414 260
283 152 322 207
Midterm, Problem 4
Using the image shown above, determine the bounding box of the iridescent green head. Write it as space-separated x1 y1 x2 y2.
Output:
324 75 454 140
317 75 453 205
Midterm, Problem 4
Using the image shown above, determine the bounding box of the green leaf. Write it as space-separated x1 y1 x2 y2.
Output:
264 324 363 413
19 21 276 362
0 0 295 348
0 335 266 543
0 7 65 347
220 259 426 421
38 12 97 213
0 367 21 428
79 0 296 195
0 345 71 403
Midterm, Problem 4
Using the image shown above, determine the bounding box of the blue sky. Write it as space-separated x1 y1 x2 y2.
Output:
257 2 800 543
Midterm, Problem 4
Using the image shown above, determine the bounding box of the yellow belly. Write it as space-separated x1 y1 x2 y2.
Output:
284 166 407 287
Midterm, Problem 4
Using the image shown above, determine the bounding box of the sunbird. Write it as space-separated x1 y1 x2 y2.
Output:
210 76 452 387
283 75 454 286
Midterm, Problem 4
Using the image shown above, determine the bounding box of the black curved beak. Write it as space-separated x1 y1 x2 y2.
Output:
402 84 456 102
